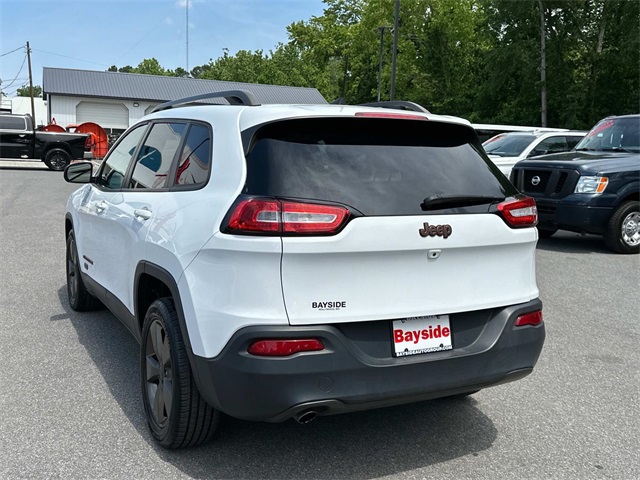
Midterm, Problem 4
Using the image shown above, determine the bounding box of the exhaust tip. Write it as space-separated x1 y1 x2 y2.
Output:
294 410 318 424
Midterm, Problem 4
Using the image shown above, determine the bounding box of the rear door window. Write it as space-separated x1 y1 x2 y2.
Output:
174 124 211 187
130 122 186 189
244 118 515 216
566 136 583 149
532 136 567 155
0 116 27 130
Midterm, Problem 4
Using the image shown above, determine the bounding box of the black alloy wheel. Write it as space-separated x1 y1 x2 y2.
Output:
140 298 219 449
66 230 101 311
144 318 174 429
66 235 80 307
44 148 71 171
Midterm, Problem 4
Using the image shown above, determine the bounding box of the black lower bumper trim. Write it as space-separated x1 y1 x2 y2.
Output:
190 299 545 422
267 368 532 422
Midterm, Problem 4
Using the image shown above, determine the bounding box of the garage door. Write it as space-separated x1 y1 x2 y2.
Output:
76 102 129 129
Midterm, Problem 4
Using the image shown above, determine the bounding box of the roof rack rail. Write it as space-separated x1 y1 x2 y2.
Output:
358 100 429 114
151 90 261 113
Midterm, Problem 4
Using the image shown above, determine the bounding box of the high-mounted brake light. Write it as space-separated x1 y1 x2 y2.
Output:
355 112 427 121
496 196 538 228
515 310 543 327
247 339 325 356
224 198 350 235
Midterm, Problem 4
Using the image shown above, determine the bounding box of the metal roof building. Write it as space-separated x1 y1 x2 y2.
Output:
42 67 327 133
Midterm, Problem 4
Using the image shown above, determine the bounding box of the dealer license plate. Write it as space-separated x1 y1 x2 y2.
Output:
392 315 453 357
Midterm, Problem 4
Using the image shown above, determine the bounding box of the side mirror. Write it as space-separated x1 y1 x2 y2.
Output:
64 162 93 183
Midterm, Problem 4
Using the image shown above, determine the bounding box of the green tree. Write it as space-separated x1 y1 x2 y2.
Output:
135 58 167 76
17 85 42 97
477 0 639 128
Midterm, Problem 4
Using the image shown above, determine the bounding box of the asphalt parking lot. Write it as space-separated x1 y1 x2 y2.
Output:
0 164 638 479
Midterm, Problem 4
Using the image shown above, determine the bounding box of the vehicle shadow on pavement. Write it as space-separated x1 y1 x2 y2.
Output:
536 232 610 255
56 287 497 479
0 165 49 171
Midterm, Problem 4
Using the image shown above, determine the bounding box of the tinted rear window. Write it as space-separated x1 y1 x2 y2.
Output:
243 118 514 216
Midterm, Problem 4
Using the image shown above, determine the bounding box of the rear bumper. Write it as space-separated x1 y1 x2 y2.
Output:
191 299 544 421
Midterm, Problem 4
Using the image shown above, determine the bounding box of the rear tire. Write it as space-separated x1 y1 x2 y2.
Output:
604 201 640 254
43 148 71 171
141 297 220 449
66 230 102 311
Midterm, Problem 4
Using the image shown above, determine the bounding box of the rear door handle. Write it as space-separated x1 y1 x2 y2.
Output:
134 208 152 221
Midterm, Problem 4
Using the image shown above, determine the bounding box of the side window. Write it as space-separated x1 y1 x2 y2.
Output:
130 123 186 189
97 125 146 190
566 136 583 149
175 124 211 187
531 136 567 156
0 116 27 130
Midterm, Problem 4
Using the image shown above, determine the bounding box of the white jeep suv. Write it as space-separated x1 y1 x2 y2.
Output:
64 91 545 449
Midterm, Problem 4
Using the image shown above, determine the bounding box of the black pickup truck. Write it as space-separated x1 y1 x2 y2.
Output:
511 114 639 254
0 113 89 171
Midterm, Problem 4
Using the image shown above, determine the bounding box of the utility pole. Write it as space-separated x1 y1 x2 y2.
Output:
186 0 189 74
376 26 390 102
538 0 547 127
390 0 400 101
26 41 35 127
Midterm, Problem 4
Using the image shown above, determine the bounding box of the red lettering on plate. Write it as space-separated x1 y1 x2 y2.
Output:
442 327 450 337
394 330 404 343
433 325 441 338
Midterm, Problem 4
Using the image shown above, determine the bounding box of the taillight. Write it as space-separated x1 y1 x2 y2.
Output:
224 197 350 235
247 339 325 356
226 198 280 233
515 310 543 327
497 196 538 228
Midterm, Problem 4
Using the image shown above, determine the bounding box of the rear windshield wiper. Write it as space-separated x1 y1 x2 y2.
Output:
421 194 505 211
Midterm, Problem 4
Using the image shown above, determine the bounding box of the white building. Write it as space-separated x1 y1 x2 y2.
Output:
0 96 48 127
42 67 327 137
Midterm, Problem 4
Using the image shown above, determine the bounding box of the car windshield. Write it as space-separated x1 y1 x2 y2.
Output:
483 134 536 157
575 117 640 152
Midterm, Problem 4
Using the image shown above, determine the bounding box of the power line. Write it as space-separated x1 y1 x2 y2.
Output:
2 54 28 90
0 46 25 58
31 48 109 68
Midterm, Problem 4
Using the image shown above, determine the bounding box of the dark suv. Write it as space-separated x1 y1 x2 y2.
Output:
511 115 639 253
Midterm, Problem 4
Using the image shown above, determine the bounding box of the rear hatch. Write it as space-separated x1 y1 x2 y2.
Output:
239 116 538 325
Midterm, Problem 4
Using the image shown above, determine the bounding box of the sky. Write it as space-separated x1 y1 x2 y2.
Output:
0 0 326 96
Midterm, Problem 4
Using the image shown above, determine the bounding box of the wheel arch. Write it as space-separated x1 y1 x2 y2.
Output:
613 186 639 209
134 261 193 351
619 191 639 204
65 213 73 238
